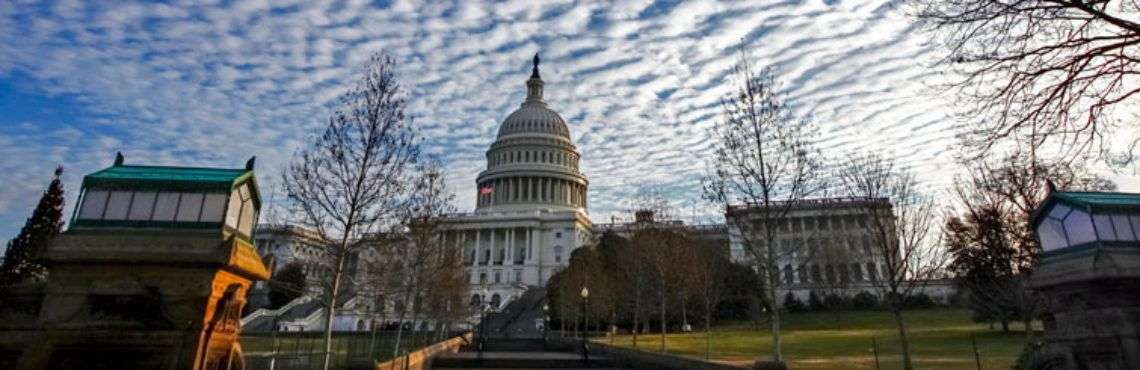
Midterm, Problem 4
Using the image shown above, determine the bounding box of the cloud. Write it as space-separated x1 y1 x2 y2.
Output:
0 0 1132 239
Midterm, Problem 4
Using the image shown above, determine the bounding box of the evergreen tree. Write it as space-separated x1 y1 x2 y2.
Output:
0 166 65 289
268 261 307 309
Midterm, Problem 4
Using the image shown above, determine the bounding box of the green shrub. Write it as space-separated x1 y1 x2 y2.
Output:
905 293 936 308
783 292 806 312
808 291 825 311
851 291 880 310
823 293 851 310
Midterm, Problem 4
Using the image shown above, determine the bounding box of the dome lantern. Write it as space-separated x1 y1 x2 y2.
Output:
526 53 544 103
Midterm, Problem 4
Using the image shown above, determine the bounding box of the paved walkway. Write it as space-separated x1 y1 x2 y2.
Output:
429 338 627 369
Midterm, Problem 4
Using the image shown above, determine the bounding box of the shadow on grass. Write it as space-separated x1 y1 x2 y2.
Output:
600 309 1034 370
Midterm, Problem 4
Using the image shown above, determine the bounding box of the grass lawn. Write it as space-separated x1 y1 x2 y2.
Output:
599 309 1033 370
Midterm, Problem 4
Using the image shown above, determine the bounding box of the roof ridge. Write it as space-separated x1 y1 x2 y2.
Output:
1057 190 1140 196
113 164 248 172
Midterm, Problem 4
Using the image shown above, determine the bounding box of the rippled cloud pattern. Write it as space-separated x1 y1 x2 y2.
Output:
3 0 1131 237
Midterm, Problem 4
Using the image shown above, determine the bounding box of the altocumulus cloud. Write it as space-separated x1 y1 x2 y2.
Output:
1 0 1130 238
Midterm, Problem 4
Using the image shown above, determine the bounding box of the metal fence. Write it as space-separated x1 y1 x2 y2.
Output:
241 330 455 370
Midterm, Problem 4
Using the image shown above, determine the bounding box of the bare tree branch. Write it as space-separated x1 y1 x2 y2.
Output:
281 52 422 370
914 0 1140 164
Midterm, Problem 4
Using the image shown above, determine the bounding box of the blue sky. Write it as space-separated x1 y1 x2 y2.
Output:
0 0 1136 238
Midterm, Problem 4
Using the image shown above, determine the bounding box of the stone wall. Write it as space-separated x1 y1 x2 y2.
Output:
373 332 472 370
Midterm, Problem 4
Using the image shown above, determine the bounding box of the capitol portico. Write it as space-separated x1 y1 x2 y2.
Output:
444 55 592 309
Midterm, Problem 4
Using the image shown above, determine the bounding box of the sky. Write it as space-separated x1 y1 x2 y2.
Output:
0 0 1137 238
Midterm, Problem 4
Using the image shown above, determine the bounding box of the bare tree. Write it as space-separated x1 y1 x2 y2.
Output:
281 53 421 370
626 187 687 352
914 0 1140 163
836 153 948 370
703 50 826 364
632 221 688 352
946 154 1115 342
813 240 854 329
691 237 729 360
383 159 460 357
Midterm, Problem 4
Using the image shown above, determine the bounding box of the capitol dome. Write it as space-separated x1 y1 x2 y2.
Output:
475 54 588 213
496 104 571 139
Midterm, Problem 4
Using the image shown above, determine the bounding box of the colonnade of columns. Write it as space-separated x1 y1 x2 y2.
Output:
777 261 885 286
476 176 586 209
460 227 542 273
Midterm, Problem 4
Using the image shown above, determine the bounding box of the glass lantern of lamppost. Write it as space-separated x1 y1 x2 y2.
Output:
580 286 589 363
1027 187 1140 369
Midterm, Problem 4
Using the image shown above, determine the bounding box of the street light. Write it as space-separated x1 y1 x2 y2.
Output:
478 286 489 362
542 303 550 349
580 286 589 363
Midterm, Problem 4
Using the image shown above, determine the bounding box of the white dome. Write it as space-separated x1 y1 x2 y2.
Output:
496 103 571 139
474 55 588 213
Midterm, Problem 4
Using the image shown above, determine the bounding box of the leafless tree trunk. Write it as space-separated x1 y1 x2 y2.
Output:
385 160 460 357
815 243 853 330
694 239 727 360
836 152 948 370
914 0 1140 164
703 48 826 364
282 53 421 370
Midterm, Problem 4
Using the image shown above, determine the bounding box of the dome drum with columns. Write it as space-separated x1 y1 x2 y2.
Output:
475 54 588 212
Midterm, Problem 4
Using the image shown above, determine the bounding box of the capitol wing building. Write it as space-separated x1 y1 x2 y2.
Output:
443 55 591 309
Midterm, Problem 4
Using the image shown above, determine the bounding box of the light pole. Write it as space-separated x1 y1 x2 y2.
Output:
478 286 489 361
542 303 550 350
580 286 589 363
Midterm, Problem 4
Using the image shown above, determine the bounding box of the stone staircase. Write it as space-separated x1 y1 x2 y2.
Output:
481 287 547 339
432 288 627 369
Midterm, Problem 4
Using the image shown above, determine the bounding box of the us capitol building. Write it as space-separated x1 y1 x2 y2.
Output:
442 55 591 308
241 56 952 332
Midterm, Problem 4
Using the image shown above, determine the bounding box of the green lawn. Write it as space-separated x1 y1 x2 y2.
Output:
599 309 1032 370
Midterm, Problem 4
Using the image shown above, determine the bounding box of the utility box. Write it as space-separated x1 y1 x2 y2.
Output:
6 154 270 370
1028 188 1140 369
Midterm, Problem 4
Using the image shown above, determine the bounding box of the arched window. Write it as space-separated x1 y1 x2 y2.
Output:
783 264 794 285
490 294 502 307
554 245 563 263
470 294 481 306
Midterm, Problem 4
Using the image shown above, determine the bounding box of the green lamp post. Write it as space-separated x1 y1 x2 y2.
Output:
7 153 271 370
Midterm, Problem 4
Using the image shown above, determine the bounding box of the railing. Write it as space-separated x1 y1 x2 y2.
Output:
241 330 461 370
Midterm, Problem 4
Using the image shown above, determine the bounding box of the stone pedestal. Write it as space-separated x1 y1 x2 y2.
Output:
1028 247 1140 369
1 232 269 370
